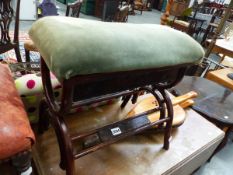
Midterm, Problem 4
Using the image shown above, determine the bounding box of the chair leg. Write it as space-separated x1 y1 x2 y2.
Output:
25 49 31 63
201 25 211 45
38 99 50 134
14 45 22 63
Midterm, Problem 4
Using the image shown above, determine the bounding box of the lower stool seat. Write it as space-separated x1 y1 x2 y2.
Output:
0 64 35 160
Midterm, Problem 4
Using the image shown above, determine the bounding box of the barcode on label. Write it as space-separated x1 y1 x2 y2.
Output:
111 127 122 136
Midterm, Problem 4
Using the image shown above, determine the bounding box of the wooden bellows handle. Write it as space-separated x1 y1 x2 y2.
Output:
171 91 197 106
127 91 198 121
179 99 195 108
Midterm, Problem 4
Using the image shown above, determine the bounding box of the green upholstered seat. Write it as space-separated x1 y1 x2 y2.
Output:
29 16 204 81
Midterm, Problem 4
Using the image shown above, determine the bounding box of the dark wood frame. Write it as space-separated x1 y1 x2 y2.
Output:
114 5 129 22
0 0 22 62
201 8 225 45
171 16 204 37
0 151 32 174
66 0 82 17
40 56 189 175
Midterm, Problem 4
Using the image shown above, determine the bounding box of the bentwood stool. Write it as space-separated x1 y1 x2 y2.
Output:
0 64 35 174
29 17 204 175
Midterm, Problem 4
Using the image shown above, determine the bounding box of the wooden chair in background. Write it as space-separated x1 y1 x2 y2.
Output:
0 0 22 63
114 5 129 22
171 16 198 36
66 0 83 17
24 0 83 62
201 8 225 45
134 0 144 14
126 0 144 15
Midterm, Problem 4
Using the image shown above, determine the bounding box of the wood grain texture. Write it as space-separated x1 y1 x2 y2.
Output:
206 68 233 91
127 92 197 127
160 0 174 25
206 39 233 61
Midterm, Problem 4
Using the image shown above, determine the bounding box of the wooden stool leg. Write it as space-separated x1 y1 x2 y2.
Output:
121 95 131 108
162 90 173 150
11 151 32 174
25 49 31 62
57 125 75 175
49 114 75 174
66 160 75 175
14 45 22 63
38 99 50 134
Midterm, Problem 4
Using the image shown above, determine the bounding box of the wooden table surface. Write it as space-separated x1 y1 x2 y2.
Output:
32 99 224 175
206 68 233 91
207 39 233 62
173 76 233 157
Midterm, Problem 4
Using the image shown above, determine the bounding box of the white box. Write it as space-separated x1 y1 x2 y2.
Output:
12 0 37 20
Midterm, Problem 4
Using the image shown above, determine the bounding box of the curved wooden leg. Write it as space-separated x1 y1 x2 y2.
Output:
50 115 75 175
156 91 166 129
41 57 75 174
66 158 75 175
161 90 173 150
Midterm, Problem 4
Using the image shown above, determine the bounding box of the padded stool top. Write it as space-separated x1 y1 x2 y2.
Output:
0 64 35 160
29 17 204 81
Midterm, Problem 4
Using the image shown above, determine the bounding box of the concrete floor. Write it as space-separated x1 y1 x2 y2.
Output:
194 134 233 175
15 2 233 175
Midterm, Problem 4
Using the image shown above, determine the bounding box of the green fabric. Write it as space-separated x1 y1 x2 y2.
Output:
29 16 204 81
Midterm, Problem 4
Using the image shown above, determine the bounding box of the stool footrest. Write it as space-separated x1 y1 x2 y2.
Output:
73 113 169 159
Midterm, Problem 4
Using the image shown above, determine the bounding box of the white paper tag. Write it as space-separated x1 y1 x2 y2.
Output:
111 127 122 136
21 167 32 175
